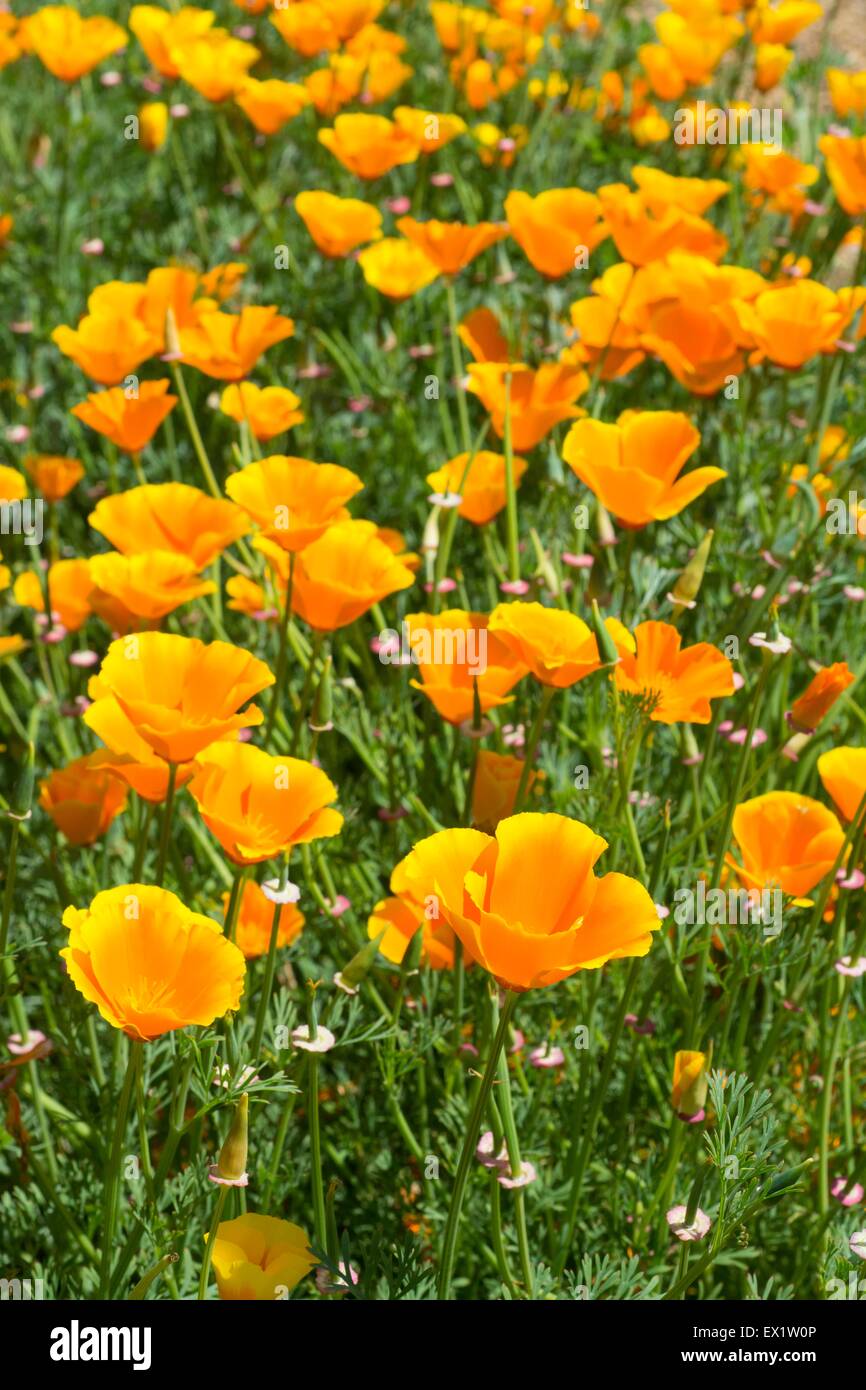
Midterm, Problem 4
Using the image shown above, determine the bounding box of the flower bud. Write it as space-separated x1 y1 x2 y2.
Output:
669 529 713 615
216 1093 248 1183
309 655 333 733
590 599 620 667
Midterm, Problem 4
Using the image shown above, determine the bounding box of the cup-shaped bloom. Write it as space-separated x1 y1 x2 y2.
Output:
725 279 866 369
819 134 866 217
22 5 127 81
471 749 543 832
188 742 343 864
400 813 659 991
178 306 294 381
225 456 363 553
85 633 274 764
827 68 866 120
224 879 305 958
672 1050 708 1117
405 609 528 724
235 76 310 134
89 483 248 569
208 1213 315 1300
129 4 216 78
39 752 128 846
614 620 734 723
357 238 439 298
393 105 466 151
727 791 845 897
289 519 415 630
426 450 528 524
24 454 84 502
139 100 169 152
395 217 508 275
467 362 588 451
14 558 94 631
639 300 746 396
597 184 727 265
818 747 866 823
318 113 419 178
220 383 304 441
504 188 609 278
562 412 725 527
88 550 216 622
71 380 177 453
294 190 382 257
171 32 260 103
61 884 246 1041
84 696 196 803
489 601 634 689
789 662 854 735
0 465 27 501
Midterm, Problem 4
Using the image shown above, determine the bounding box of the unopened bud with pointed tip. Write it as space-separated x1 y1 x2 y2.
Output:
309 655 333 733
670 530 713 615
590 600 621 668
215 1092 248 1183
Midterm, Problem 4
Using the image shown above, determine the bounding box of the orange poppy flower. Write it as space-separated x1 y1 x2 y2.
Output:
597 184 727 265
458 305 512 363
209 1213 315 1301
788 662 855 734
220 383 304 441
90 483 248 569
14 559 94 632
614 620 734 723
226 456 362 553
357 238 440 299
235 77 310 134
742 146 818 215
725 279 866 369
467 362 588 451
51 284 164 385
61 884 246 1041
567 292 646 381
318 113 419 179
631 166 729 216
819 134 866 217
504 188 609 278
303 54 364 116
188 742 343 864
395 217 508 276
471 749 543 832
171 30 260 103
749 1 822 45
393 105 466 151
755 42 793 90
71 380 177 453
0 466 25 503
84 695 196 803
89 483 247 569
39 752 128 846
129 4 215 78
88 551 216 623
562 412 725 527
294 190 382 258
368 893 456 970
224 879 305 959
399 813 659 991
24 455 84 502
426 450 528 525
639 298 747 396
289 520 415 630
672 1050 709 1116
827 68 866 120
727 791 845 897
489 601 635 689
177 306 294 382
22 5 127 82
85 632 274 764
404 609 527 725
138 100 169 152
817 747 866 823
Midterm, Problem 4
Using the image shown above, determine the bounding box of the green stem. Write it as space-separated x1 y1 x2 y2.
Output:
154 763 178 889
98 1041 137 1298
198 1185 229 1300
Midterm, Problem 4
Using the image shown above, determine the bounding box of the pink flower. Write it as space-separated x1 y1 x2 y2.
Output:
529 1044 565 1069
666 1205 711 1241
831 1178 864 1207
498 1160 537 1189
291 1024 336 1054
